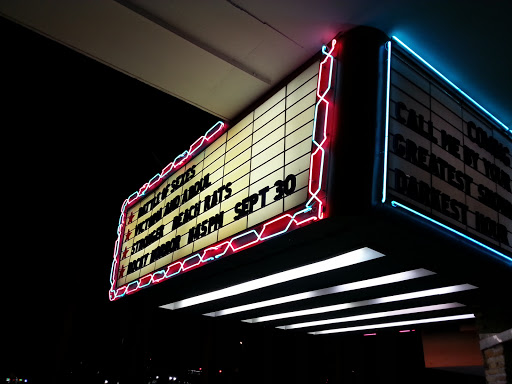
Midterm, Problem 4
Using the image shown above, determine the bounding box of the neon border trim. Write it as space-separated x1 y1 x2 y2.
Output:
382 37 512 265
108 39 337 301
392 37 510 135
391 201 512 263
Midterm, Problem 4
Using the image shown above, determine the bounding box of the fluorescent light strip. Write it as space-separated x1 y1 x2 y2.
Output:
204 268 434 317
309 314 475 335
392 36 510 135
160 247 384 310
391 201 512 264
243 283 476 323
277 302 464 330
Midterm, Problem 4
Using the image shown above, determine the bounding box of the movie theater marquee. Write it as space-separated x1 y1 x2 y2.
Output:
114 58 329 289
386 44 512 255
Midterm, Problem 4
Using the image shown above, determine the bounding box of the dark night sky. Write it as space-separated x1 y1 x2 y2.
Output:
1 15 219 380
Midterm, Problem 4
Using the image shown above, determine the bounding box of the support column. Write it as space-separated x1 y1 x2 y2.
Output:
480 329 512 384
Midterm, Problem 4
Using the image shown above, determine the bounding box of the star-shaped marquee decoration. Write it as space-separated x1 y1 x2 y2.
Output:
118 264 126 279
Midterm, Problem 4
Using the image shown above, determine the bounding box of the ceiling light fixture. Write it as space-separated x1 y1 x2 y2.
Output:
243 283 476 323
276 302 464 330
160 247 384 310
205 268 434 317
309 314 475 335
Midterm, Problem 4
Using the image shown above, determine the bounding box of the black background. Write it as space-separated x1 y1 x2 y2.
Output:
1 15 218 382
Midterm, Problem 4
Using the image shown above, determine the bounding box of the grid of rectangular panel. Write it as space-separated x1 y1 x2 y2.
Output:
117 61 320 286
387 48 512 253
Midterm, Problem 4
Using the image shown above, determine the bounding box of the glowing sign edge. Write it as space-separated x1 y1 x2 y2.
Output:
391 36 510 136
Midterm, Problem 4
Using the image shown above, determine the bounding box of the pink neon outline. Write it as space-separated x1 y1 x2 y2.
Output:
165 261 183 278
190 137 205 154
126 281 139 294
204 242 230 258
139 274 153 288
109 40 337 301
161 163 174 178
259 214 295 240
117 286 127 296
229 230 261 251
308 39 336 220
148 174 161 188
183 255 202 271
151 270 166 283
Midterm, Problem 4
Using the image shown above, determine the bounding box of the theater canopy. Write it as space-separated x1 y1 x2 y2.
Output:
106 29 511 336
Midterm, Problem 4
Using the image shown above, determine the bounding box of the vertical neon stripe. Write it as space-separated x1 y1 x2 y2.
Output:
382 40 392 203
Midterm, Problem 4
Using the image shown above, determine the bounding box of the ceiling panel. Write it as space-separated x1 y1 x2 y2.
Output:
1 0 510 126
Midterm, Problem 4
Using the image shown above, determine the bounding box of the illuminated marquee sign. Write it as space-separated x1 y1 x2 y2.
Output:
109 40 337 300
382 38 512 263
